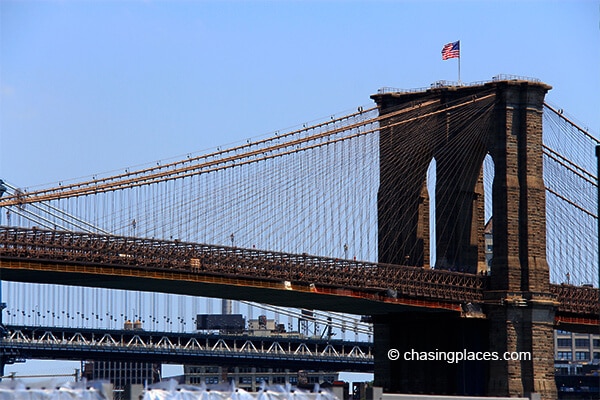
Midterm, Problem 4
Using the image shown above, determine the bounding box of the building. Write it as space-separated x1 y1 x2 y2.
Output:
554 330 600 369
484 218 493 274
554 330 599 399
183 316 338 391
82 360 160 399
182 365 338 392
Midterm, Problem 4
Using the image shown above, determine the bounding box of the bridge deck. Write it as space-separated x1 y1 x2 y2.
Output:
0 227 598 326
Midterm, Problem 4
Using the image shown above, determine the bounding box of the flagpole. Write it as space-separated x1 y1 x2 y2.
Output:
458 55 461 84
458 41 461 84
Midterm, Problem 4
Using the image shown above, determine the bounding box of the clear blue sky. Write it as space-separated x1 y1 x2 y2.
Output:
1 0 599 189
0 0 598 380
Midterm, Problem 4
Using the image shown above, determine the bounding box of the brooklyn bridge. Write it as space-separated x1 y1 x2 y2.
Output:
0 76 598 399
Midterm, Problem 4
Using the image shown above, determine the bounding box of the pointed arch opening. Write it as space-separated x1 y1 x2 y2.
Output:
483 153 495 275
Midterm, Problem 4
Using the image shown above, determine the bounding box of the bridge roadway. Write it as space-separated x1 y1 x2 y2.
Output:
0 324 373 372
0 227 598 331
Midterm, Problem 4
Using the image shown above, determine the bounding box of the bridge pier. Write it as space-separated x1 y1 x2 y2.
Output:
487 303 556 398
485 80 557 399
373 80 557 399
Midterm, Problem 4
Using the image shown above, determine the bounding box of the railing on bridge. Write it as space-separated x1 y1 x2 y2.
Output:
1 226 598 321
377 74 542 94
550 284 599 315
0 227 485 306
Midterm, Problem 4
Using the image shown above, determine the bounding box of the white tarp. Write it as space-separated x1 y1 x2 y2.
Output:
0 380 338 400
0 380 111 400
143 382 338 400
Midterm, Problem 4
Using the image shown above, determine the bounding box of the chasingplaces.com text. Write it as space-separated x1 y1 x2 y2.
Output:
387 348 532 364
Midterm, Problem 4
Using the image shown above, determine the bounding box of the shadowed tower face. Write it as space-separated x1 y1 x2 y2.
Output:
372 80 557 399
375 87 494 273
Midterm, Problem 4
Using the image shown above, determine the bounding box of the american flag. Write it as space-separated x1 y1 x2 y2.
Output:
442 41 460 60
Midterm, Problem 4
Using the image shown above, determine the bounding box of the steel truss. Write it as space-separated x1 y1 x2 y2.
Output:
1 325 373 371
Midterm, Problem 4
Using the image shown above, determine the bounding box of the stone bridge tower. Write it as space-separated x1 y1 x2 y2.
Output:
371 79 557 399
